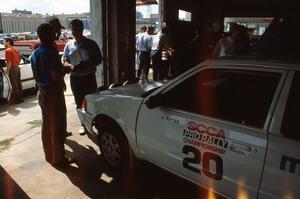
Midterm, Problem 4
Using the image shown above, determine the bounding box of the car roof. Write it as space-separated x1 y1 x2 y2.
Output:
202 56 300 71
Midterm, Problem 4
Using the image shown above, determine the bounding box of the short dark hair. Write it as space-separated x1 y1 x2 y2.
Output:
229 22 241 33
147 26 155 32
140 25 147 31
4 38 14 45
70 19 84 30
37 23 55 44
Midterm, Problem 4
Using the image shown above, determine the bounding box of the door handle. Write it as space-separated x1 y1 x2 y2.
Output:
229 142 251 155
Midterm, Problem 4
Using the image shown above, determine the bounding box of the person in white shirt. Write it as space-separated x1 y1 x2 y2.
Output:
151 27 171 80
136 26 154 82
211 23 242 59
135 25 147 74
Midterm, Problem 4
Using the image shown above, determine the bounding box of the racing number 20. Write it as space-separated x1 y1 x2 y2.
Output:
182 145 223 180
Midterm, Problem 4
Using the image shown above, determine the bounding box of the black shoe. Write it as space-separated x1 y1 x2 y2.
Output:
16 99 24 104
52 157 76 169
64 131 72 138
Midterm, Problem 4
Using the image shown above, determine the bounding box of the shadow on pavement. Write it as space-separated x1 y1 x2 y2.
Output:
0 165 30 199
0 112 7 118
0 95 38 116
63 139 122 198
61 139 224 199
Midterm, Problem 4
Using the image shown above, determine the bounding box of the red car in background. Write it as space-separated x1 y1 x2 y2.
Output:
14 38 68 57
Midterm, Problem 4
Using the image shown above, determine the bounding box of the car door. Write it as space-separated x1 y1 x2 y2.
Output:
259 71 300 199
19 57 35 90
137 65 285 198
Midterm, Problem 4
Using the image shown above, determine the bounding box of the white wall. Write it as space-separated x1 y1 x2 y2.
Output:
90 0 104 86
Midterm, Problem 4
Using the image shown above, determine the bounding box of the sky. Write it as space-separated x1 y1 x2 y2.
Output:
136 5 158 18
0 0 90 15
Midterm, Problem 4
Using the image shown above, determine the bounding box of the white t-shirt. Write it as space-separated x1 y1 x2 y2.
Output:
151 31 169 51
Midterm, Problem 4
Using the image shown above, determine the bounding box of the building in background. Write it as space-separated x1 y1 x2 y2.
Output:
12 9 32 15
55 13 90 30
136 4 159 33
0 11 90 34
0 12 46 33
224 17 273 36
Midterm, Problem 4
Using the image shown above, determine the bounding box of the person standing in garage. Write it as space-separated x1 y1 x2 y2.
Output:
62 19 103 135
31 23 75 167
211 23 241 59
3 38 23 105
48 17 73 138
151 26 172 80
136 26 154 82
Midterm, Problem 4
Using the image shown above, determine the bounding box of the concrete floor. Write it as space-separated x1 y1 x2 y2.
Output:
0 77 221 199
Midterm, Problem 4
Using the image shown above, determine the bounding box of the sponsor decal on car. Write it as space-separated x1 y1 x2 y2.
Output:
182 121 226 180
182 145 223 180
280 155 300 176
183 121 228 155
161 115 180 125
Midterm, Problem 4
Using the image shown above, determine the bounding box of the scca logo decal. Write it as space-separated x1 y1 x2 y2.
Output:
187 121 225 139
280 155 300 176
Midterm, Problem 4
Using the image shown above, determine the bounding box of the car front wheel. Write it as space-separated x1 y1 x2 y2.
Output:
98 126 130 169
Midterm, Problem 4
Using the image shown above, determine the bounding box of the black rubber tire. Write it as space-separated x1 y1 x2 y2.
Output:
97 125 130 170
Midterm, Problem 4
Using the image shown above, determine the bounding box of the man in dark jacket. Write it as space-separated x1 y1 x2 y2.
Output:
62 19 103 135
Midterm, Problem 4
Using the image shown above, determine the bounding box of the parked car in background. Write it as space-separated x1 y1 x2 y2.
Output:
14 31 70 57
14 39 40 57
14 39 67 57
17 56 36 90
0 53 36 100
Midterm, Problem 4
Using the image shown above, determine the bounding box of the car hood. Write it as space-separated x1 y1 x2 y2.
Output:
104 82 163 97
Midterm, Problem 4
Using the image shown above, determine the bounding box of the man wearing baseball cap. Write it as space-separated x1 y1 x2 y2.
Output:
48 18 72 138
48 18 65 40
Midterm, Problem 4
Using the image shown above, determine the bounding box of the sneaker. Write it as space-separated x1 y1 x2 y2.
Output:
78 126 87 135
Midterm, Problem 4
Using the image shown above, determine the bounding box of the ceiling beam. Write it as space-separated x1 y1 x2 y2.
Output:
136 0 158 5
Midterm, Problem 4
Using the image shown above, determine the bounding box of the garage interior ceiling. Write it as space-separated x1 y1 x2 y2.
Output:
136 0 158 5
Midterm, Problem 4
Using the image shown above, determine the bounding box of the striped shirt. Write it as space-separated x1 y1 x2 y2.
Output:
219 37 235 57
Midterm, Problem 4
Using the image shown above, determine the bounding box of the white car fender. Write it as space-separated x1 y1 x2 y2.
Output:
86 94 144 157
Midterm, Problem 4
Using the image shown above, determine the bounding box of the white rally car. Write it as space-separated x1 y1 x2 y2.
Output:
77 58 300 199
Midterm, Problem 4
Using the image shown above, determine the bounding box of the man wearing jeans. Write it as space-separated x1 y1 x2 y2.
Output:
62 19 103 134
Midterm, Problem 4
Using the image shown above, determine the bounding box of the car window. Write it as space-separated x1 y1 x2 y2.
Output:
163 68 281 128
281 72 300 141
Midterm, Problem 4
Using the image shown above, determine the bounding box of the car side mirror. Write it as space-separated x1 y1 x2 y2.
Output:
146 94 164 109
